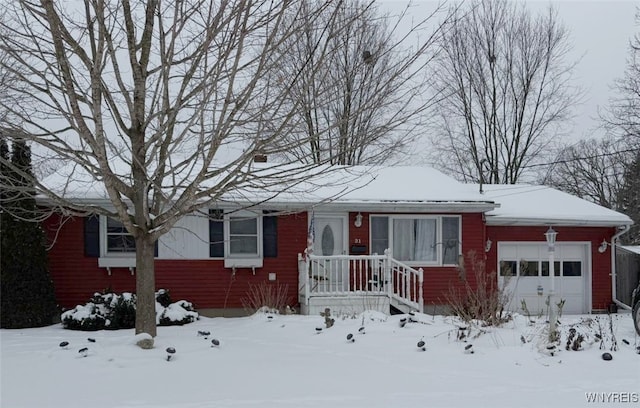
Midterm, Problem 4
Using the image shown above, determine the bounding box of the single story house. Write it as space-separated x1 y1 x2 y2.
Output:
41 166 633 316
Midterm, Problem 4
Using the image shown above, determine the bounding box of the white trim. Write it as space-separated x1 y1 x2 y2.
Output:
485 217 632 227
97 257 136 276
223 210 263 267
100 215 136 260
98 257 136 268
97 215 145 273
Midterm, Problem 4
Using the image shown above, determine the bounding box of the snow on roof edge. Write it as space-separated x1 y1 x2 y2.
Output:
619 245 640 255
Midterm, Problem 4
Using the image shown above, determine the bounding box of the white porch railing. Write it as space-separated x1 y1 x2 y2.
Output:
297 249 424 314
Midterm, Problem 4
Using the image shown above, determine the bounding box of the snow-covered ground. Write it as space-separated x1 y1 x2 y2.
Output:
2 311 638 408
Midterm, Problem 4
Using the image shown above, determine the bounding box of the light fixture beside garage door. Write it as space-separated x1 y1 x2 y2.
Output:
598 240 608 253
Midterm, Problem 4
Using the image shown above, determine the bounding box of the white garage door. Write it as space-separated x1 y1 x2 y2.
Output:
498 243 590 314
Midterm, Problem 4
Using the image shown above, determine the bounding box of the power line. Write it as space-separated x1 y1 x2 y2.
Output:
522 147 640 169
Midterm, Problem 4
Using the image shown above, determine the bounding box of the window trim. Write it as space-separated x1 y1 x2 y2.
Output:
223 210 264 268
101 216 136 258
369 214 462 267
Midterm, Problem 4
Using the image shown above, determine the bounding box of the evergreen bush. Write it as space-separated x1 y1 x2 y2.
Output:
61 289 198 330
0 137 58 328
158 300 198 326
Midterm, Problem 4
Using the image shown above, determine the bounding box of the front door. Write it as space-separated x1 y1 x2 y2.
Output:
311 215 348 292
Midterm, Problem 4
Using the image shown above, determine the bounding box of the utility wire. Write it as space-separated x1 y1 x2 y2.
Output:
522 148 640 169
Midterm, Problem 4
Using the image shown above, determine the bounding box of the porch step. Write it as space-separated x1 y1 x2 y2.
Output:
304 294 390 316
390 297 415 315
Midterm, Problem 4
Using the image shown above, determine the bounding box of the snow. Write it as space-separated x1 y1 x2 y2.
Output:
621 246 640 256
477 184 633 226
323 166 491 203
2 311 638 408
41 163 492 206
39 163 632 225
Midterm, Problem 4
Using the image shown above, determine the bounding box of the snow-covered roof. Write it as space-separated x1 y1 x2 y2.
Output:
40 164 499 213
620 245 640 255
305 166 496 212
39 162 632 225
476 184 633 227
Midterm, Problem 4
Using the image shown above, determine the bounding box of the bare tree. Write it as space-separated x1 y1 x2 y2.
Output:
0 0 396 338
618 151 640 244
263 1 449 165
602 18 640 244
428 0 580 184
541 137 632 208
603 26 640 144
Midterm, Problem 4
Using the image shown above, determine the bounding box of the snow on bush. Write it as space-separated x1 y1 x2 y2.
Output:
61 289 198 330
157 300 199 326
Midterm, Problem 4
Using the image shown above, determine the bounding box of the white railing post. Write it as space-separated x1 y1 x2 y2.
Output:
418 267 424 313
384 249 392 298
297 253 310 309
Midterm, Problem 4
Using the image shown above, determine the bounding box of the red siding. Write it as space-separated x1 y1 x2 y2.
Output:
44 212 308 310
45 210 617 312
43 216 135 308
486 225 616 310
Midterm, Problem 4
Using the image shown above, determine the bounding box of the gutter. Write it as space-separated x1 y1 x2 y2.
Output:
611 225 632 310
485 216 632 228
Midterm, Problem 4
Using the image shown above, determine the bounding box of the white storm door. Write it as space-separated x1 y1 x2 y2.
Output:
313 215 349 292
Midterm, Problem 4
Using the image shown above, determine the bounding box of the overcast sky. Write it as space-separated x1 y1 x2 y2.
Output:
531 0 638 141
381 0 639 143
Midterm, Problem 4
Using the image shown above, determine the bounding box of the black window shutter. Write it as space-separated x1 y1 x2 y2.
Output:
154 240 159 257
263 211 278 258
84 215 100 257
209 209 224 257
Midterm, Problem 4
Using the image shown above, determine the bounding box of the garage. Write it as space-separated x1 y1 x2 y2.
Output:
497 242 590 315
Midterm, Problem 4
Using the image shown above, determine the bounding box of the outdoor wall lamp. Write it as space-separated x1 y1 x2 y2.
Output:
544 226 557 250
485 239 492 252
598 240 608 253
354 212 363 228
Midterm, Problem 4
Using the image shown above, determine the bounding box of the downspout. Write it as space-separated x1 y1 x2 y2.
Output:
611 225 631 310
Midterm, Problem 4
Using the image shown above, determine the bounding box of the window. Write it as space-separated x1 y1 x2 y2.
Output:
500 260 517 277
106 217 135 253
228 215 259 256
442 217 460 264
370 216 389 255
209 209 278 263
563 261 582 277
370 215 461 265
541 261 561 277
519 260 540 277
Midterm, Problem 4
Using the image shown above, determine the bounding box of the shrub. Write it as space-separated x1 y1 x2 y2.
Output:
61 289 198 330
158 300 198 326
445 251 511 326
155 289 172 308
61 303 108 331
241 281 292 314
106 293 137 329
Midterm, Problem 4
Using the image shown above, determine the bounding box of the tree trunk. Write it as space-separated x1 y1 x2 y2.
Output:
135 235 156 337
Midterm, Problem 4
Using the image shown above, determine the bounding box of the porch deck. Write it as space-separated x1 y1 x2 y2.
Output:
297 251 424 316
